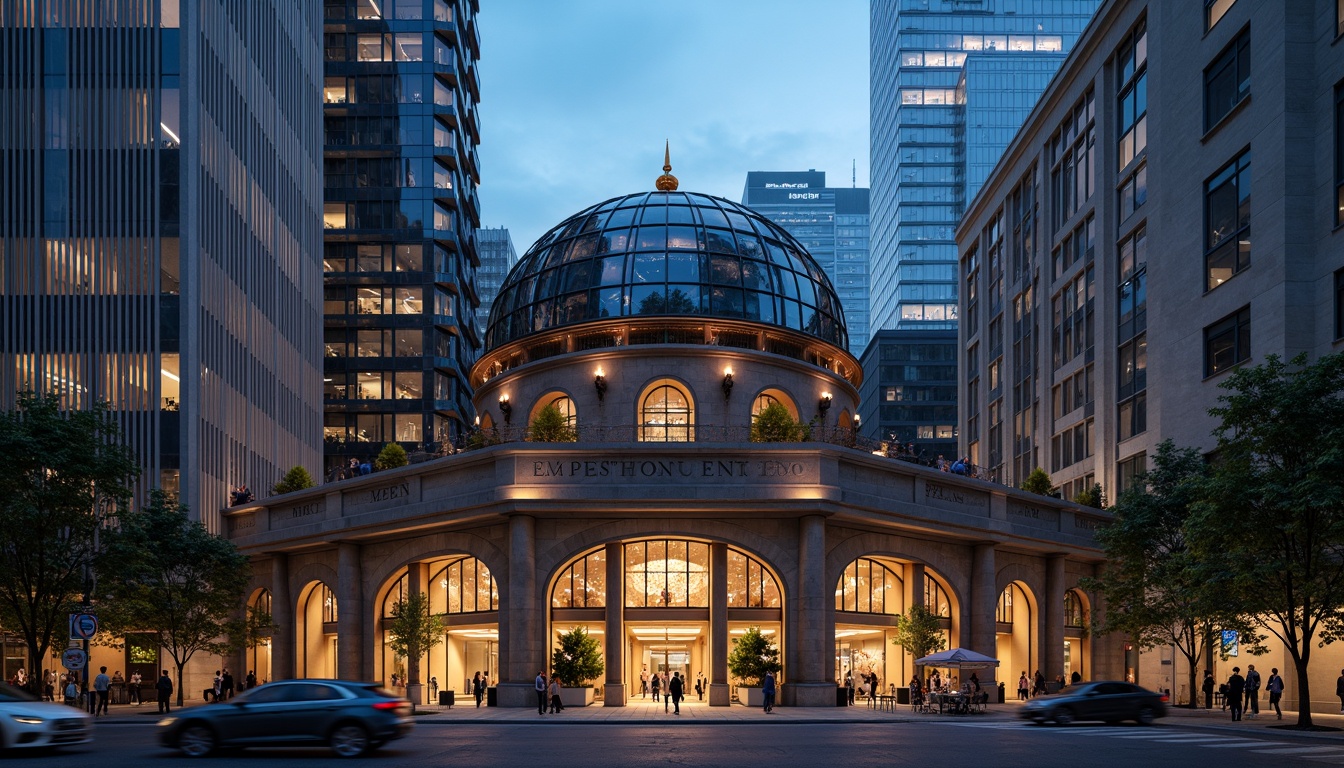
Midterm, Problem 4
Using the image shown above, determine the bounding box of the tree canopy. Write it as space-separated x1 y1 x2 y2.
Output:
1019 467 1056 497
385 591 444 695
550 625 604 687
750 401 807 443
727 626 781 687
374 442 410 470
0 392 138 693
272 465 316 495
96 491 251 706
891 604 948 668
528 403 578 443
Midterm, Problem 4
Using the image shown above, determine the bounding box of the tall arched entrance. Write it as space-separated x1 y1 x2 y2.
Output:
549 538 784 705
296 581 338 678
1063 589 1090 681
246 588 274 685
996 581 1037 685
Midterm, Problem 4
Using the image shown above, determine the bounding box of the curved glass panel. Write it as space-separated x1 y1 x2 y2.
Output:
552 549 606 608
639 382 694 442
726 548 781 608
924 573 952 618
483 191 848 350
624 540 710 607
836 558 903 615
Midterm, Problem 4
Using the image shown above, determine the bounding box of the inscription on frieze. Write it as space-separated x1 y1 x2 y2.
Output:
517 456 817 485
924 483 966 504
922 482 987 514
368 481 411 504
1074 516 1102 531
228 514 256 533
1008 502 1060 527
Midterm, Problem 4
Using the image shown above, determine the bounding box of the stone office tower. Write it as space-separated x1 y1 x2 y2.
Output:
0 0 325 530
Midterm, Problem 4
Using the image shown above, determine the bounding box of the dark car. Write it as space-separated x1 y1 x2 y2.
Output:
158 680 412 757
1020 681 1168 726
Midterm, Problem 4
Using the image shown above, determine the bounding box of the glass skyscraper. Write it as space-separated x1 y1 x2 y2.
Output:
869 0 1099 332
741 171 870 355
474 227 517 339
0 0 325 530
321 0 482 472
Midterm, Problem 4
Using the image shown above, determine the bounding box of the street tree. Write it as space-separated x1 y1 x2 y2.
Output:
891 604 948 678
727 626 781 687
1186 352 1344 728
385 591 444 709
0 392 138 693
97 491 251 706
1084 439 1243 709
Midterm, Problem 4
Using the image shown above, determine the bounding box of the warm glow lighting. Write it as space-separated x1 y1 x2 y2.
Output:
161 368 180 382
595 367 604 378
723 366 733 377
160 122 181 144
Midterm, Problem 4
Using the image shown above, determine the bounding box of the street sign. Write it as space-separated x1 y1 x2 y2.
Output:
62 648 87 671
69 613 98 641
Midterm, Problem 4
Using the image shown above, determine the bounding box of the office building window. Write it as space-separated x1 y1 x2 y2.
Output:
1117 225 1147 343
1204 306 1251 377
1339 0 1344 37
1118 392 1146 442
1335 268 1343 340
1207 0 1236 30
1205 150 1251 291
1336 83 1344 226
1205 30 1250 131
1117 452 1147 495
1051 419 1094 473
1116 20 1148 170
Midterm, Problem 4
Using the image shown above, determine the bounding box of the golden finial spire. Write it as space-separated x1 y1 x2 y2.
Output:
655 140 679 191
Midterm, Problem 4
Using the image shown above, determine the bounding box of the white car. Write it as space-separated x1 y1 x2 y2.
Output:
0 684 92 751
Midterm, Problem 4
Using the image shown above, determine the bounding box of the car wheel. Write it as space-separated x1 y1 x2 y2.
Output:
1136 706 1156 725
178 723 217 757
329 723 370 758
1053 707 1075 726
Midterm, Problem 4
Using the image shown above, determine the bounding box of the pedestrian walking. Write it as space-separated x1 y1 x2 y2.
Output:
209 669 222 702
1266 667 1285 720
651 671 661 703
640 669 649 698
129 671 142 705
663 672 671 713
669 672 684 715
1032 670 1046 697
473 671 485 708
1202 670 1214 709
1244 664 1261 718
43 669 56 702
535 670 548 715
93 666 110 716
221 668 234 700
63 678 79 707
156 670 174 714
1337 669 1344 712
762 670 776 713
845 670 855 705
1227 667 1245 722
548 675 563 714
1018 672 1030 701
696 671 705 701
245 670 257 690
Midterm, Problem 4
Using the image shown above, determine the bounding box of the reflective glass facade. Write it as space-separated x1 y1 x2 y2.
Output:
484 192 848 352
869 0 1099 332
322 0 482 471
857 329 958 460
0 0 325 530
741 172 870 355
474 226 517 339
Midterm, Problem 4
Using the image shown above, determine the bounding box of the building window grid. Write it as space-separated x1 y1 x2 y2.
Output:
434 557 499 615
1204 30 1250 132
924 574 951 618
1051 418 1094 473
1052 266 1095 370
1204 306 1252 377
1052 364 1094 424
1116 20 1148 171
1064 590 1086 627
551 549 605 609
1205 151 1252 292
1049 90 1095 234
836 558 903 615
1117 452 1147 495
1335 83 1344 227
1336 268 1344 341
1052 214 1095 281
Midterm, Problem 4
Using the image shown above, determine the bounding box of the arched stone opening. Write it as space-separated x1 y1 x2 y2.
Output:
295 581 338 679
996 581 1038 691
1063 588 1091 683
245 587 273 685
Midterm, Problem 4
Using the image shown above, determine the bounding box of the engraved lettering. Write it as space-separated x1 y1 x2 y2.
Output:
287 502 323 520
368 482 412 504
924 484 967 504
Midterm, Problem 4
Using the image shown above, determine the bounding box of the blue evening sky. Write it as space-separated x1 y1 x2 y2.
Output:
476 0 870 254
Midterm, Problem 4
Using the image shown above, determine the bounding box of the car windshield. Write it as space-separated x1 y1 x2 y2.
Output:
0 685 39 702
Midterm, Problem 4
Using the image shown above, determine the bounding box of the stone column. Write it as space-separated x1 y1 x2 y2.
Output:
1044 554 1066 683
337 543 364 682
709 542 730 706
500 515 538 707
404 561 430 705
270 554 293 681
792 514 834 706
970 543 997 688
604 542 625 706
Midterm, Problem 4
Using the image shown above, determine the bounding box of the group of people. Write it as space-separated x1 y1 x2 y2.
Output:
1205 664 1284 721
637 669 708 705
842 669 884 704
229 485 254 506
934 455 978 477
205 668 258 702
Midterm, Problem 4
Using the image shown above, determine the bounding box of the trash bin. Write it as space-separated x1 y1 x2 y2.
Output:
486 686 497 707
836 687 848 707
897 688 910 705
439 690 454 707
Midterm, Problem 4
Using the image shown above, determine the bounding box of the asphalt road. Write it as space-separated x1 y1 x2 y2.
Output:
8 719 1344 767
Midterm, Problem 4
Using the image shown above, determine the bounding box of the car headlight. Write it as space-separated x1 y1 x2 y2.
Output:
10 715 44 725
158 717 178 727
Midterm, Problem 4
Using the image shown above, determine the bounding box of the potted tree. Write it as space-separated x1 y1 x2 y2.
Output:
727 626 782 707
749 401 806 442
891 604 948 697
550 626 604 706
385 592 445 710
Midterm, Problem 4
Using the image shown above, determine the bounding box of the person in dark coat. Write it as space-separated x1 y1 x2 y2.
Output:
651 671 661 703
1202 670 1215 709
156 670 174 713
1226 666 1246 721
221 669 234 700
668 672 684 715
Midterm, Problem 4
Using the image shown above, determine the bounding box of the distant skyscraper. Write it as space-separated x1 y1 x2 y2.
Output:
321 0 483 470
742 172 870 354
869 0 1100 332
0 0 325 530
474 227 518 339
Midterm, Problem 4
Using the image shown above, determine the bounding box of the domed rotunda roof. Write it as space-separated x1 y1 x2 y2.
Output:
483 189 849 352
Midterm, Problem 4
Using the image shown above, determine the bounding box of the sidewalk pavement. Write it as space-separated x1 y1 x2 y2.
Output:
90 692 1344 736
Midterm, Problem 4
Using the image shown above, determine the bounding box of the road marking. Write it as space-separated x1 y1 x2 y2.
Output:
1200 740 1287 748
1250 746 1344 755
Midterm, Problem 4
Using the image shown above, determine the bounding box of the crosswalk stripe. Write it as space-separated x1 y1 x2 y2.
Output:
1250 747 1344 755
1200 740 1286 748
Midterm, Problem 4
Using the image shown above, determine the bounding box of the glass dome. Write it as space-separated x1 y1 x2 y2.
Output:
484 191 849 351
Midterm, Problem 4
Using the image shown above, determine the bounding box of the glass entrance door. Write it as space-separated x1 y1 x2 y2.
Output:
647 648 690 679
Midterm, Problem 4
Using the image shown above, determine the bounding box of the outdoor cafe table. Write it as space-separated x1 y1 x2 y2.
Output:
930 691 970 714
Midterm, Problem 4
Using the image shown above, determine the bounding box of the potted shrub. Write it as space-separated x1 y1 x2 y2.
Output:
528 403 578 442
749 402 805 442
727 626 782 707
550 626 604 706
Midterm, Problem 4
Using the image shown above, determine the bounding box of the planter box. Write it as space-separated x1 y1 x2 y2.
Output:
559 686 595 707
738 686 763 707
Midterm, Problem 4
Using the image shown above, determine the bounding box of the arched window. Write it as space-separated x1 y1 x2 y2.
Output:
751 389 798 421
639 381 694 442
727 548 781 608
533 392 577 429
432 557 498 614
998 583 1026 625
552 549 606 608
836 558 903 615
624 540 710 607
924 573 951 617
1064 590 1086 628
318 583 338 623
381 573 408 617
